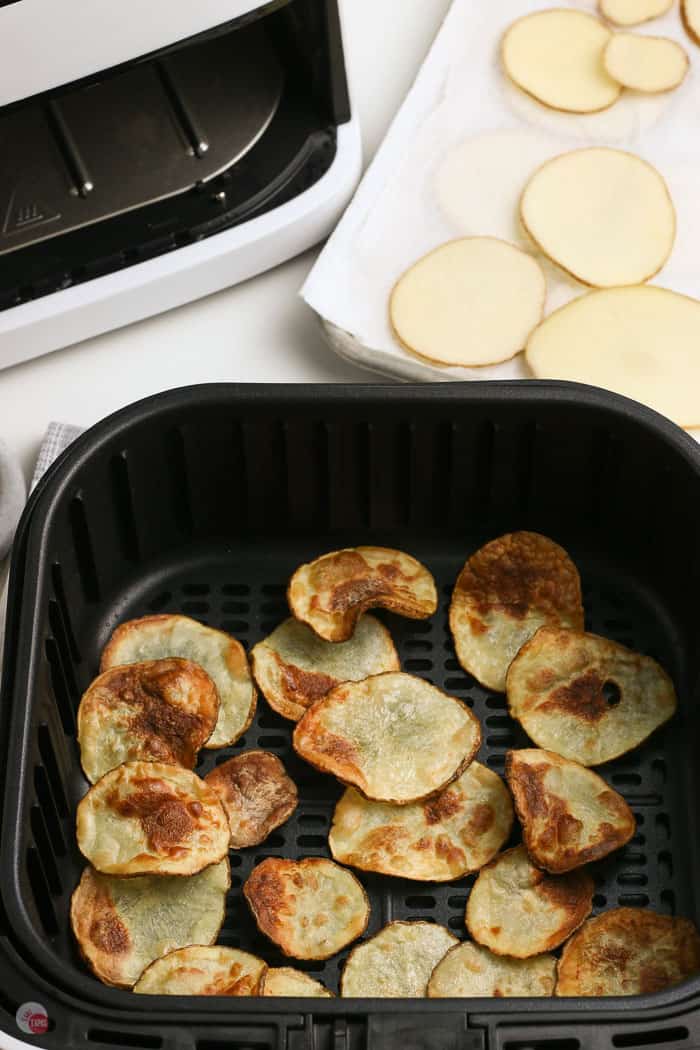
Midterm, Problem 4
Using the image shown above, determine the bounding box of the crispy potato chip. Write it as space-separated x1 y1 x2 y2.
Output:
260 968 334 997
205 751 297 848
101 614 256 748
449 533 584 693
251 615 399 722
557 908 700 996
76 761 230 876
466 845 593 957
341 921 457 997
329 761 513 881
134 946 266 995
428 941 557 997
244 858 369 960
506 749 635 874
70 859 229 988
683 0 700 45
78 659 219 784
293 672 482 804
288 547 437 643
506 627 677 765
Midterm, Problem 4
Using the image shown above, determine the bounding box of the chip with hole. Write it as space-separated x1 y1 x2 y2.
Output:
288 547 437 643
329 761 512 881
76 761 230 876
341 921 458 997
71 859 230 989
251 615 400 722
101 614 256 748
260 968 334 997
428 941 557 998
449 532 584 693
293 672 481 804
506 627 677 765
134 946 267 995
204 750 298 848
556 908 700 996
466 845 593 957
244 858 369 960
506 749 635 874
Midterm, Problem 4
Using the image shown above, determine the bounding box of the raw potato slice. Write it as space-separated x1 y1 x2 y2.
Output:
449 532 584 693
288 547 437 643
604 34 689 93
601 0 674 26
682 0 700 45
557 908 700 996
341 922 458 997
501 11 621 114
260 968 334 997
76 761 230 877
428 942 557 998
466 846 594 957
251 615 399 721
506 749 636 874
134 946 266 995
243 858 369 960
101 614 256 748
293 672 482 804
526 286 700 428
506 626 677 766
329 762 513 881
389 238 546 367
204 751 297 848
78 659 219 783
70 859 229 989
520 148 676 287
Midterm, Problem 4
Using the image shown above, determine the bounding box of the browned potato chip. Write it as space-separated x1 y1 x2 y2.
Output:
288 547 437 643
683 0 700 46
341 921 458 997
134 946 266 995
428 941 557 997
260 968 334 997
205 751 297 848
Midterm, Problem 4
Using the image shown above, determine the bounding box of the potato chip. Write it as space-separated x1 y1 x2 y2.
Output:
101 614 256 748
506 627 677 765
288 547 437 643
506 749 635 873
329 761 512 881
466 845 593 957
449 533 583 692
243 857 369 960
76 761 230 876
134 946 266 995
251 615 399 722
341 921 457 997
260 968 334 997
205 750 297 848
293 672 481 804
428 941 557 997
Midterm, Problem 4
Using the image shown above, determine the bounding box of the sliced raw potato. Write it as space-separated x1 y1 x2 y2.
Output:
466 846 594 957
288 547 437 643
134 946 266 995
76 761 230 877
243 857 369 960
70 859 229 989
521 148 676 287
604 34 689 93
601 0 674 26
329 761 513 881
204 751 297 848
449 532 584 693
682 0 700 45
260 968 334 997
557 909 700 996
428 942 557 998
507 626 677 766
251 614 399 722
101 614 256 748
341 922 458 998
506 749 636 874
502 11 621 114
293 672 482 804
389 237 546 367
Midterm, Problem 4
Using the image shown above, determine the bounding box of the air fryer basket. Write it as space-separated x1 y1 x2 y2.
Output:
1 383 700 1050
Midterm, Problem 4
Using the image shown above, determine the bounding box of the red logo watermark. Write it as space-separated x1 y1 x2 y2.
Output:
16 1002 49 1036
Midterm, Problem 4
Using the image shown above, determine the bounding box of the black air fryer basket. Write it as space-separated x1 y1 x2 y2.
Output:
2 383 700 1050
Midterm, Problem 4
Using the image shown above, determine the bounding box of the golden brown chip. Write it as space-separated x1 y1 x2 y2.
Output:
428 941 557 997
506 749 635 874
243 857 369 960
76 761 230 876
329 762 513 881
134 946 267 995
251 615 400 721
466 845 593 957
260 967 334 997
556 909 700 996
288 547 437 642
449 533 584 692
205 751 297 848
341 921 458 997
293 672 482 804
506 627 677 765
78 659 220 784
